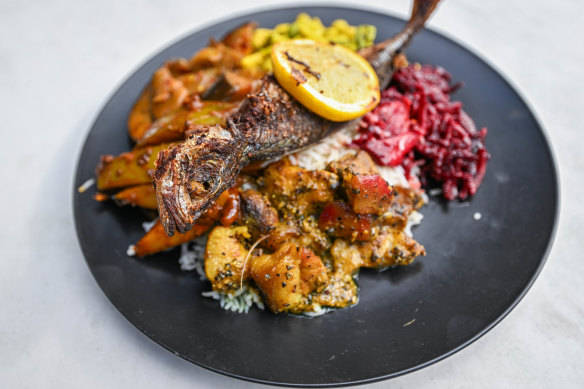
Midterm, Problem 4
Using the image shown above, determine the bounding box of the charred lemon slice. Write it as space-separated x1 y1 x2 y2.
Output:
271 39 380 122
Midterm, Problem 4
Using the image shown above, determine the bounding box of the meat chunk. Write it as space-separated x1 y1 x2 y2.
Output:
309 240 361 309
204 226 251 293
329 239 364 275
250 243 327 314
361 228 425 267
381 185 425 229
261 221 301 252
263 160 339 216
348 174 394 215
311 274 358 309
239 189 279 238
328 151 394 215
333 227 425 270
328 150 379 176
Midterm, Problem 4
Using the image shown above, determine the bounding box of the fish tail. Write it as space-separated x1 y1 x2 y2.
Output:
393 0 442 53
363 0 441 88
408 0 442 35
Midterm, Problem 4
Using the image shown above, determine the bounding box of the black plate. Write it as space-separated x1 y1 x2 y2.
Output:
73 6 559 387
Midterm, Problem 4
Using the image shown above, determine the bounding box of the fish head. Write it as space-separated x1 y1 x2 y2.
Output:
154 124 243 236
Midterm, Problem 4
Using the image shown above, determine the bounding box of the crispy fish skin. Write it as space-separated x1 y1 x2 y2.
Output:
155 0 441 236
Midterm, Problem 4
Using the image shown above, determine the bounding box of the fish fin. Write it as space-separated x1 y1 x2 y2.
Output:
409 0 442 35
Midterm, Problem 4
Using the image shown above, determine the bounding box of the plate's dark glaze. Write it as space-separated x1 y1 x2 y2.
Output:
73 6 559 387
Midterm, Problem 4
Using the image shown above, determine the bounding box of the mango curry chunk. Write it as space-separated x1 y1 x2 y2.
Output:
328 150 394 215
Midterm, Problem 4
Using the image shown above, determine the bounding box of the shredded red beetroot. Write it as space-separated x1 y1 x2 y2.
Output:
353 64 490 200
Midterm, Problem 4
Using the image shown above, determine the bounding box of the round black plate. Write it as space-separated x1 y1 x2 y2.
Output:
73 6 559 387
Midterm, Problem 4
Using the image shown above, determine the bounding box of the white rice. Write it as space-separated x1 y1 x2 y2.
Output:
428 188 443 197
178 235 207 277
289 127 358 171
141 218 158 233
290 126 412 188
302 304 330 317
77 177 95 193
126 245 136 256
405 210 424 237
202 285 265 314
377 165 411 188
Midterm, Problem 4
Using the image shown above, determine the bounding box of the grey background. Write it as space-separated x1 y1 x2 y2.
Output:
1 0 582 387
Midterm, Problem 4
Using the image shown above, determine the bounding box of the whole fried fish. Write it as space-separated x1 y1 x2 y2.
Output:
155 0 441 236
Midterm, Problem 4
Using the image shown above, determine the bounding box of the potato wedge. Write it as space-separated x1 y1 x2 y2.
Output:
112 184 157 209
136 101 237 147
127 86 153 142
131 187 241 257
96 142 177 190
133 220 211 257
221 22 256 55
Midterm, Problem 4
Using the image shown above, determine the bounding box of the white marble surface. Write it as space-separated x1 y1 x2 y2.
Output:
1 0 583 387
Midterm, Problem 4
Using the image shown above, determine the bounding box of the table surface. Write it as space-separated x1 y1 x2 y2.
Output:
1 0 583 387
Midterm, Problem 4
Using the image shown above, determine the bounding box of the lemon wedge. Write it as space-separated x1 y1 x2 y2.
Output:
271 39 380 122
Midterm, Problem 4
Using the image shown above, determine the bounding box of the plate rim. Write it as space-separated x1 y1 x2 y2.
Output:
72 4 560 387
